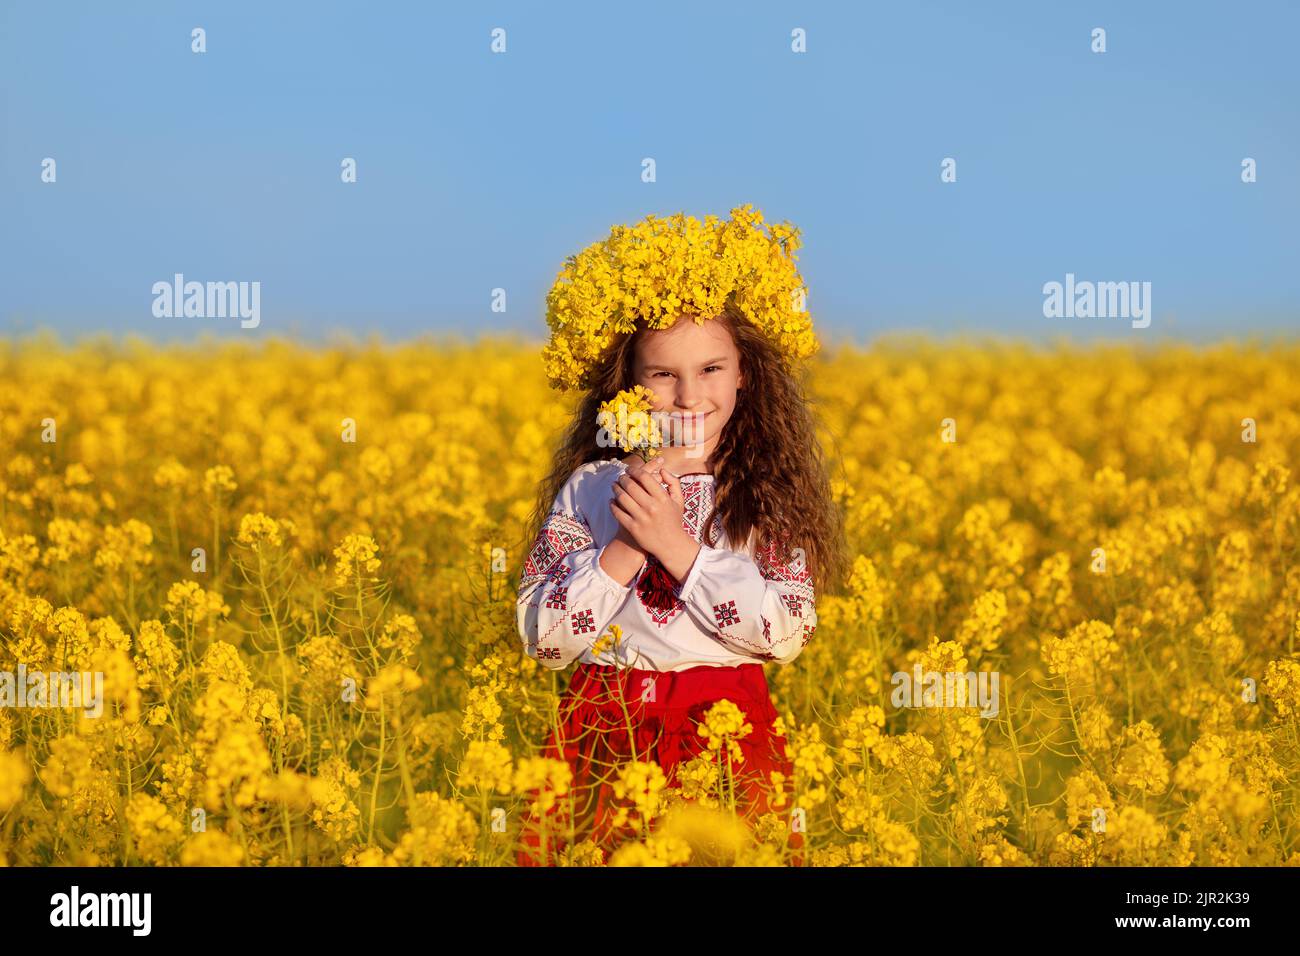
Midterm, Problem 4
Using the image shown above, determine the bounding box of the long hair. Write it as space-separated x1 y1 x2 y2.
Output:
521 301 848 593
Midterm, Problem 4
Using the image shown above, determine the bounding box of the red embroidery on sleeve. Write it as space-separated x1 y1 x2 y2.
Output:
521 511 593 587
712 599 741 628
779 593 804 618
544 586 568 611
755 536 815 608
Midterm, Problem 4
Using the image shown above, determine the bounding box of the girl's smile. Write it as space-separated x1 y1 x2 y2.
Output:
660 410 712 442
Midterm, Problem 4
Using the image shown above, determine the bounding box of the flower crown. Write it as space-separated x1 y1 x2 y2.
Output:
541 204 819 392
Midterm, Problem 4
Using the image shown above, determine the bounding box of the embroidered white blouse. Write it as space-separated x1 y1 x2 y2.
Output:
517 457 817 671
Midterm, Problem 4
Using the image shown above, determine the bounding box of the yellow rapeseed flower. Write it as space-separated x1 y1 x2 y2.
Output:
596 387 663 459
543 205 818 391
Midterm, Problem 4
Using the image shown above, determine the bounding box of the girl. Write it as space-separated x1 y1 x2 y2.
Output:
514 206 846 866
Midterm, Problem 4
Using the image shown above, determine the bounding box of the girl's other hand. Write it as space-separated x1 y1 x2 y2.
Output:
611 456 688 559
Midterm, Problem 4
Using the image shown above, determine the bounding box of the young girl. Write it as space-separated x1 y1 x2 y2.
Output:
514 206 846 866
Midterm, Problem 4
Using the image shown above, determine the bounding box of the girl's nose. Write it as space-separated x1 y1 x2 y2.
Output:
675 381 701 407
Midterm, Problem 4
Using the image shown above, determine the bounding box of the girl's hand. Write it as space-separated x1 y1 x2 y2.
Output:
610 457 692 563
608 506 647 560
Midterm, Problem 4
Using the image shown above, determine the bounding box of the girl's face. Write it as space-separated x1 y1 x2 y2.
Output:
632 316 743 455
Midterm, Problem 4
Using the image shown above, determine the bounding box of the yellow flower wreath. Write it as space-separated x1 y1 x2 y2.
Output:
541 203 820 392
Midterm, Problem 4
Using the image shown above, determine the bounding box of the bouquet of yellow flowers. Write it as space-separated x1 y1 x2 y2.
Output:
597 386 663 461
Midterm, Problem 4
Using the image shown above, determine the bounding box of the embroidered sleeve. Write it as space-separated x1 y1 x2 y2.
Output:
677 535 817 664
516 466 637 670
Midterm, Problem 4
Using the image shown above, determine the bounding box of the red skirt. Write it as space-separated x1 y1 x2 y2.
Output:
515 661 804 866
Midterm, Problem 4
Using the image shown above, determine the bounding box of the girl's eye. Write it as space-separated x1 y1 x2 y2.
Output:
652 367 720 377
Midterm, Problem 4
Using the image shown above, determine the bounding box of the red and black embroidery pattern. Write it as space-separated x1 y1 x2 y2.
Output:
712 599 740 628
636 554 685 628
518 508 604 657
679 478 712 536
738 534 818 653
756 536 815 605
779 592 804 618
521 510 593 589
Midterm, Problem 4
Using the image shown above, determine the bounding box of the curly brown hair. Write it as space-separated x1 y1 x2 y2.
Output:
521 301 848 593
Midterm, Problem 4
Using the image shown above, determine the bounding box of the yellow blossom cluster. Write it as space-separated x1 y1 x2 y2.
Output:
0 336 1297 868
543 204 818 391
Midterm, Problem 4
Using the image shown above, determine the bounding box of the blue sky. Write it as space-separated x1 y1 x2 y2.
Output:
2 0 1296 347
